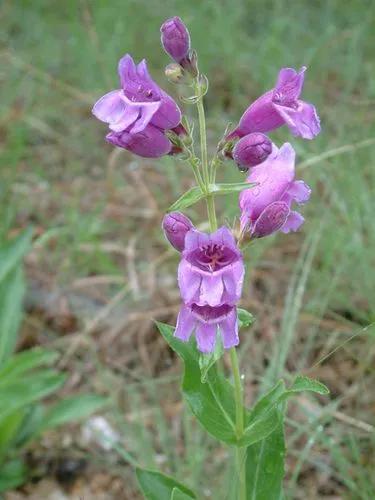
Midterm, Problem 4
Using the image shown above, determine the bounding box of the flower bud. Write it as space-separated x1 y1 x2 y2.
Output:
162 212 193 251
165 63 184 83
233 133 273 171
160 17 190 63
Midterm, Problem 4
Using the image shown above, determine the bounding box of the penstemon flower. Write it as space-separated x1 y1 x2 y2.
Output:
228 66 321 140
92 54 181 157
94 17 328 500
177 226 244 307
239 143 311 237
175 303 239 353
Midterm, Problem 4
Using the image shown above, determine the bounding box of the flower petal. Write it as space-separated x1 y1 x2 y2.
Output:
222 261 245 304
178 260 201 304
128 100 161 134
252 201 290 238
118 54 137 88
106 125 171 158
183 230 210 253
150 92 181 130
274 67 306 104
210 227 239 253
200 275 224 307
195 323 217 353
286 180 311 204
220 308 239 349
175 305 195 341
92 90 126 124
280 211 305 233
274 100 321 139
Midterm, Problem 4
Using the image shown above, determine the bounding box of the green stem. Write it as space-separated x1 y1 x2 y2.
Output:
194 79 217 231
230 347 246 500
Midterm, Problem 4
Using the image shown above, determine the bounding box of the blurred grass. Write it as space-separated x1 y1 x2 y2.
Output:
1 0 375 498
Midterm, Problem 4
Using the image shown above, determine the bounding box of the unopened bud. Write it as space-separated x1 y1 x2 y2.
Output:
233 133 273 171
162 212 194 252
160 17 190 63
165 63 184 83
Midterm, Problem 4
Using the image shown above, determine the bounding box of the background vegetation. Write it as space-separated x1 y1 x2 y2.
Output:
1 0 375 498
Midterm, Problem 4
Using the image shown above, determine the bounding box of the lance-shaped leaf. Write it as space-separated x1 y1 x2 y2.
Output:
156 322 238 444
136 468 196 500
167 182 257 212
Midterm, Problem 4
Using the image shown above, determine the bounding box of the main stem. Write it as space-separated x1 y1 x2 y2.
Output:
195 78 246 500
230 348 246 500
195 79 217 231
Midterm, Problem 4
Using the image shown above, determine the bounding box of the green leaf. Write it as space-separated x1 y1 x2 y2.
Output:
0 410 25 458
0 348 58 380
239 381 286 447
40 394 108 431
167 186 204 212
0 458 28 493
245 414 286 500
237 308 255 329
171 487 194 500
0 265 26 365
167 182 257 212
156 322 238 445
199 332 223 383
0 371 66 420
285 375 329 396
0 227 32 283
136 468 196 500
208 182 257 195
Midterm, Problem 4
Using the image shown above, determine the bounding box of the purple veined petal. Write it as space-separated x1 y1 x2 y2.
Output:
118 54 138 88
92 90 126 124
219 308 239 349
195 323 217 353
280 210 305 233
199 274 224 307
286 180 311 204
251 201 290 238
127 99 161 134
209 226 239 254
274 67 306 105
184 229 210 253
150 92 182 130
106 125 172 158
178 260 201 304
273 100 321 139
222 261 245 304
136 59 152 81
162 212 194 252
175 304 196 341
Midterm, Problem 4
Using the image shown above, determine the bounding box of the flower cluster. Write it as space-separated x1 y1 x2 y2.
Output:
92 16 320 353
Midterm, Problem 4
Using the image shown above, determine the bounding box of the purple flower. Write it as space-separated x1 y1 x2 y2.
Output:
178 227 244 307
162 212 194 251
160 17 191 63
232 133 273 170
175 303 239 353
239 143 311 238
229 67 320 140
92 54 181 157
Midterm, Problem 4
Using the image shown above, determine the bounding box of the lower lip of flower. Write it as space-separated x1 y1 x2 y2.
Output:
191 304 233 323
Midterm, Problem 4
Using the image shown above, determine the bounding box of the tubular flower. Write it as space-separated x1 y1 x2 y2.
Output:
162 212 194 252
178 227 244 307
232 132 273 170
92 54 181 157
239 143 311 238
175 303 239 353
229 67 320 140
160 17 191 63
